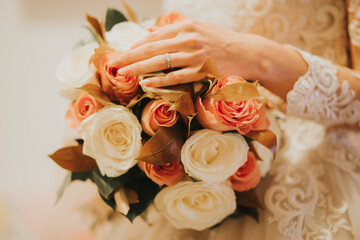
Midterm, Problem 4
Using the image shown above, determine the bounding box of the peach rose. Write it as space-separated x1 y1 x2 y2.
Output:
141 99 179 136
156 12 187 28
94 50 139 105
65 93 104 129
195 76 269 135
229 151 261 192
138 160 185 186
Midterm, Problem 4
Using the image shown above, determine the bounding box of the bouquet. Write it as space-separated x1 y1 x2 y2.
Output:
50 6 277 231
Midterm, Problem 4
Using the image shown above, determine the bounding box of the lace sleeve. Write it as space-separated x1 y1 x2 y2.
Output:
286 47 360 126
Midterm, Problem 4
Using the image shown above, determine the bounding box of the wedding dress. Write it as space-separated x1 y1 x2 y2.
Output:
43 0 360 239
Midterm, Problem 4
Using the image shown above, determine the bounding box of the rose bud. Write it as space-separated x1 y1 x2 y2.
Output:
65 93 103 129
141 99 179 136
94 51 139 105
138 160 185 186
195 75 270 135
229 151 261 192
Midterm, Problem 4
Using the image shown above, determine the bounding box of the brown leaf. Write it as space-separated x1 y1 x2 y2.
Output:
169 92 196 124
245 129 277 156
210 82 263 102
137 121 185 165
49 145 97 172
121 0 138 23
78 84 115 106
141 85 185 102
86 14 106 42
124 187 139 204
198 57 222 79
236 190 263 209
186 113 197 137
126 92 153 108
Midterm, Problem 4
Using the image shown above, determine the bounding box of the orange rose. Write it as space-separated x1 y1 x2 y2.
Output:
138 160 185 186
156 12 187 27
229 151 261 192
65 93 103 129
94 50 139 105
195 76 269 135
141 99 179 136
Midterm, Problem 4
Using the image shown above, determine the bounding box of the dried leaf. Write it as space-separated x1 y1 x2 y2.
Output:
49 145 97 172
86 14 105 42
186 113 197 137
78 84 115 106
137 122 185 165
125 187 139 204
105 8 127 31
235 190 263 209
198 57 222 79
245 129 277 156
141 85 185 102
126 92 154 108
210 82 262 102
55 172 71 204
169 92 196 124
121 0 138 23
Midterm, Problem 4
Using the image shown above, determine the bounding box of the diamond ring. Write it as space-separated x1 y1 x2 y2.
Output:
163 53 173 69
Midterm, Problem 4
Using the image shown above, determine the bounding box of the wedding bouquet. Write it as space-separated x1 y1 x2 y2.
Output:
51 7 277 231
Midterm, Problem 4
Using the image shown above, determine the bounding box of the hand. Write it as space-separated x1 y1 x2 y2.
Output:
112 20 308 99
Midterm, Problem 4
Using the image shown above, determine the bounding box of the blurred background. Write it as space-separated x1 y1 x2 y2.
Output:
0 0 162 239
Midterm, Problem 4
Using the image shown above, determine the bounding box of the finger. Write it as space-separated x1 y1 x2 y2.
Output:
130 20 197 49
139 68 207 88
108 38 181 68
117 53 197 76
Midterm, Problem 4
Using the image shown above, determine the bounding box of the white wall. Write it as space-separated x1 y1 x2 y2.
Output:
0 0 162 238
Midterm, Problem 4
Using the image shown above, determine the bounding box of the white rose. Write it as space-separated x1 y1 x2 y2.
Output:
105 22 148 52
79 106 142 177
56 41 99 100
154 181 236 231
181 129 249 183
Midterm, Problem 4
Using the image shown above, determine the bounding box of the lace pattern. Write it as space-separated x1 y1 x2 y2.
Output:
265 163 351 240
349 0 360 46
286 47 360 126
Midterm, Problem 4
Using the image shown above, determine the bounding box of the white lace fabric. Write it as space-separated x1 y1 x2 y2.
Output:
286 47 360 127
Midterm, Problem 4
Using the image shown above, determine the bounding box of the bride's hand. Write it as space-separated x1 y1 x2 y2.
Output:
113 20 308 99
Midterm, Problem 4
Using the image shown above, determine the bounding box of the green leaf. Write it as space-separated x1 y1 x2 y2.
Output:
105 8 127 31
125 176 160 222
92 167 160 222
234 206 260 223
71 170 92 181
55 172 72 204
91 168 134 200
235 190 263 209
75 139 84 145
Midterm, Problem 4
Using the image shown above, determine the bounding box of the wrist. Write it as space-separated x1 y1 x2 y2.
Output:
256 42 308 99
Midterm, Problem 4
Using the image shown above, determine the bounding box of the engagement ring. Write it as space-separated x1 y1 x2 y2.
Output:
163 52 173 69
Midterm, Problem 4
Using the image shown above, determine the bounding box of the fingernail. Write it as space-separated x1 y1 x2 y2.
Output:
139 79 151 86
117 67 129 75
